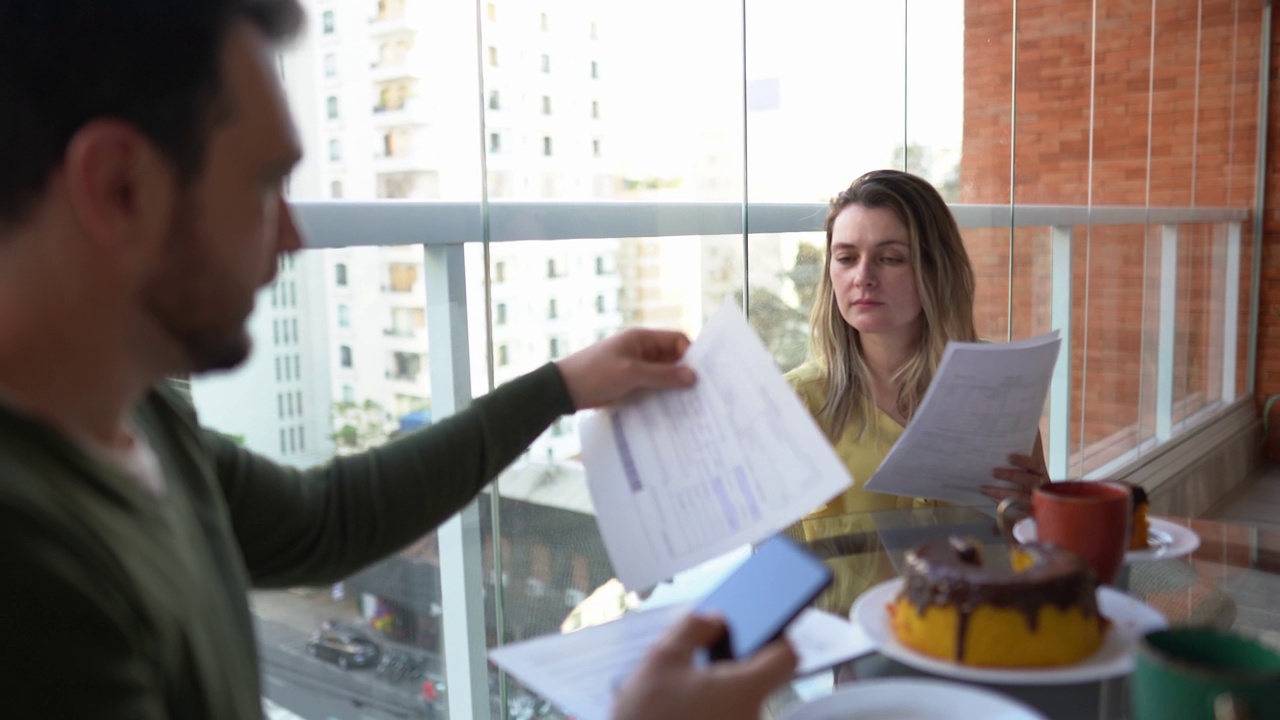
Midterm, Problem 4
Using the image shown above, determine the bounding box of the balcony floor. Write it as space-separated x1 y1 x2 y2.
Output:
1202 463 1280 650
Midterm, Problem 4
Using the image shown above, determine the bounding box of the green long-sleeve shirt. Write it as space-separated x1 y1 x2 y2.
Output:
0 362 574 718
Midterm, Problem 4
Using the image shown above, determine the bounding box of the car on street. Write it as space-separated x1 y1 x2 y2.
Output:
305 630 381 670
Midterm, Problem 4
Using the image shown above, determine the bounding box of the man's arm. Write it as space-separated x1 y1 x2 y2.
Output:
214 329 696 588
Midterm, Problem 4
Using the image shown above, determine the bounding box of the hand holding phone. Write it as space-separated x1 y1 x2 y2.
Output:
693 534 833 661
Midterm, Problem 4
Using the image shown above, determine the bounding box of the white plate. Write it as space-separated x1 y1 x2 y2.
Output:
850 578 1167 685
783 678 1048 720
1012 516 1201 562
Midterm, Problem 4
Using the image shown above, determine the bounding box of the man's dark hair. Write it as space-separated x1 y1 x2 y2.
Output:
0 0 304 226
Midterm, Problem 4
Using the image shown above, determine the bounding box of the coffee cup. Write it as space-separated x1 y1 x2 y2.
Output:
1131 627 1280 720
996 480 1131 584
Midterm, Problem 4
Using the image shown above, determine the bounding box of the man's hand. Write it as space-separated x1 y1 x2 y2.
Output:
611 614 798 720
555 328 696 410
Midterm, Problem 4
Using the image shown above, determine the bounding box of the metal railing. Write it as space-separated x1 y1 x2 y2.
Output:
290 199 1250 719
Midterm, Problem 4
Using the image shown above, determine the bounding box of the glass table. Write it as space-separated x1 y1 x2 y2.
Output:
758 506 1280 720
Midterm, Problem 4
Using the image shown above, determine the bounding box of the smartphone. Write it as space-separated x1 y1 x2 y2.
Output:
694 534 833 662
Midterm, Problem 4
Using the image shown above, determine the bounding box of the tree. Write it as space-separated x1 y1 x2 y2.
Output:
331 398 394 455
891 142 960 201
737 286 809 374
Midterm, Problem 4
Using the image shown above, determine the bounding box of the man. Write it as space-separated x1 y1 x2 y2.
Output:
0 1 796 718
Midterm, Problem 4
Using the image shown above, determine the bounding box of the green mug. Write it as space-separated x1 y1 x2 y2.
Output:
1131 627 1280 720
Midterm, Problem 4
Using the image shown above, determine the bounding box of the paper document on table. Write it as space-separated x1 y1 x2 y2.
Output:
488 606 873 720
580 299 853 590
863 331 1060 506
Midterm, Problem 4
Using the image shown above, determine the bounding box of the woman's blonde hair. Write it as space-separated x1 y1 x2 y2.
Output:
809 169 978 441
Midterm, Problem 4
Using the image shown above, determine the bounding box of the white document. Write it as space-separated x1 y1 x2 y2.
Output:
863 331 1061 506
488 606 875 720
579 299 853 590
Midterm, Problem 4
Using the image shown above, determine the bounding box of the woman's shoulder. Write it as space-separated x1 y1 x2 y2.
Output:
783 360 827 390
784 361 829 411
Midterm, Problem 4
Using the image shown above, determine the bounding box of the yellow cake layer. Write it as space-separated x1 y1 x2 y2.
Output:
887 597 1106 668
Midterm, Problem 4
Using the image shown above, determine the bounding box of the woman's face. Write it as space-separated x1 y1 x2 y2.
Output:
828 204 923 342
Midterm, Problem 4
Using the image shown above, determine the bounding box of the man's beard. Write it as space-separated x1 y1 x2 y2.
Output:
142 207 258 375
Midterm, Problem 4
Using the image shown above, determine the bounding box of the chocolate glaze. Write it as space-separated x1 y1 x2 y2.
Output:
900 537 1102 662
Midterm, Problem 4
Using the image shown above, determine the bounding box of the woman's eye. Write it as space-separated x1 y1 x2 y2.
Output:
880 256 904 265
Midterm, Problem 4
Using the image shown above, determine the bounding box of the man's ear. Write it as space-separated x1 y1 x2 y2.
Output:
62 120 178 258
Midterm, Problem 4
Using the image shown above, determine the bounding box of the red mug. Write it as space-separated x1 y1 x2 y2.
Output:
998 480 1132 585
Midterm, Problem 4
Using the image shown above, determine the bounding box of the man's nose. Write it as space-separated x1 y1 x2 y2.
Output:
278 197 305 253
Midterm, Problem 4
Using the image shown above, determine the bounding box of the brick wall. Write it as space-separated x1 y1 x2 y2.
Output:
962 0 1261 468
1258 8 1280 454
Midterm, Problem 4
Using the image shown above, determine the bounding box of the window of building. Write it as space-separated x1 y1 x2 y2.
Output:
298 426 305 452
280 320 289 344
592 139 601 158
335 262 348 286
323 53 337 78
542 136 552 156
328 138 341 162
291 318 298 341
338 304 351 327
284 355 292 380
275 357 282 382
541 95 552 115
591 100 599 119
322 10 335 34
549 338 560 359
496 303 507 325
488 132 501 153
540 54 551 73
595 294 605 313
488 90 500 110
330 180 343 198
277 393 284 419
494 260 506 282
486 2 496 21
273 320 280 344
271 285 278 308
342 385 355 404
487 46 498 67
548 298 557 320
497 344 509 366
296 391 303 417
340 345 352 368
289 282 297 306
595 256 606 275
280 429 287 454
286 393 294 417
589 21 598 39
326 96 339 120
294 355 301 379
539 12 549 31
546 258 558 278
590 60 599 79
288 427 296 453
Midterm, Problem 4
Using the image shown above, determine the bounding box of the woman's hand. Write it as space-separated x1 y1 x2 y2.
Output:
980 452 1047 504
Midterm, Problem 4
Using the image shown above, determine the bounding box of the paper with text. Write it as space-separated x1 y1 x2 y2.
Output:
863 331 1060 506
487 606 874 720
580 300 853 590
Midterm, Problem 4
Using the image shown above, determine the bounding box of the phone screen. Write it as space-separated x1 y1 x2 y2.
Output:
694 534 833 661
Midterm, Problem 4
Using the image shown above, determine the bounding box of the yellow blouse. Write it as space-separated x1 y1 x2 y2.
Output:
784 361 928 613
785 361 922 518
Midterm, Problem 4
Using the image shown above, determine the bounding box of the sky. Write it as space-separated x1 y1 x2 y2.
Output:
601 0 966 200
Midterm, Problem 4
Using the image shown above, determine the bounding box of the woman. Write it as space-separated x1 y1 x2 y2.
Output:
785 170 1045 608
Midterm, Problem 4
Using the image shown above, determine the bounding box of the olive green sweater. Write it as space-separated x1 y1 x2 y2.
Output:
0 363 574 718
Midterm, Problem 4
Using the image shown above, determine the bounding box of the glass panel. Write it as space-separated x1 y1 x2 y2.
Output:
192 245 448 719
478 0 746 715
